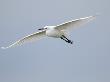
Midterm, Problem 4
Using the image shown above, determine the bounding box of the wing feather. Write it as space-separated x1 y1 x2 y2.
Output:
55 15 96 31
1 30 46 49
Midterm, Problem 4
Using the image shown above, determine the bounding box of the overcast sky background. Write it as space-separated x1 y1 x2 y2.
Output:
0 0 110 82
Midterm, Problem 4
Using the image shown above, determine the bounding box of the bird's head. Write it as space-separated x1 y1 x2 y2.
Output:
38 26 55 31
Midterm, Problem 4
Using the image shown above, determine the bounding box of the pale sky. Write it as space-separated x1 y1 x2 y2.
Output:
0 0 110 82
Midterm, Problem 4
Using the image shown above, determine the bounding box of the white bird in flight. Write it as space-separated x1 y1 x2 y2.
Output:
1 15 96 49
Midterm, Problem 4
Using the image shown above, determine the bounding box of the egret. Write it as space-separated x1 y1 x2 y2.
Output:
1 15 96 49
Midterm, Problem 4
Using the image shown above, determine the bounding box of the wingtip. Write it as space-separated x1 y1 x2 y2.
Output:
92 13 100 18
1 47 6 49
86 14 99 20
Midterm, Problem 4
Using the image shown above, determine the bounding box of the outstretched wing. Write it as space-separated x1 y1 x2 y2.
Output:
55 15 96 31
1 30 46 49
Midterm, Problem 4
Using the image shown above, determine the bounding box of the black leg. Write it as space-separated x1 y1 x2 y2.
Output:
60 35 73 44
60 37 68 42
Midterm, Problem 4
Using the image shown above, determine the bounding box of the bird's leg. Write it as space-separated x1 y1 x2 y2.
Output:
60 35 73 44
60 37 68 42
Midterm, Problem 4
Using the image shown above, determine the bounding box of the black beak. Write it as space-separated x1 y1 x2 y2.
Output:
38 28 44 30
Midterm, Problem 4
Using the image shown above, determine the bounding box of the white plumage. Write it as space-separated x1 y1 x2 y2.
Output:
1 15 96 49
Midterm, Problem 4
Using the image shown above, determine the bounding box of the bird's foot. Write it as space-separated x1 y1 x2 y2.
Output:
67 40 73 44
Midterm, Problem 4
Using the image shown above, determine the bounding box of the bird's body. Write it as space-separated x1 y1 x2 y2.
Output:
45 26 64 38
1 15 96 49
